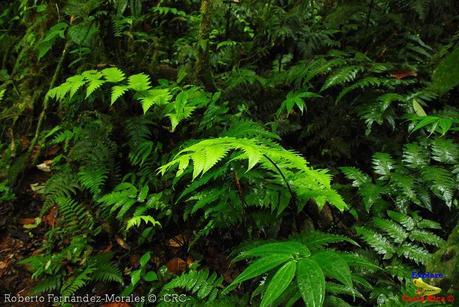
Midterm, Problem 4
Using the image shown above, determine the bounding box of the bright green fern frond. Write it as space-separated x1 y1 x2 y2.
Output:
102 67 125 83
128 73 151 91
126 215 161 230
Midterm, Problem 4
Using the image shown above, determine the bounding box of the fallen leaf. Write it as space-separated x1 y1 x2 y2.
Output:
115 235 130 250
43 206 58 227
390 70 417 80
0 261 8 270
167 234 188 248
20 136 30 150
36 160 53 172
45 145 60 157
18 218 36 225
166 257 187 274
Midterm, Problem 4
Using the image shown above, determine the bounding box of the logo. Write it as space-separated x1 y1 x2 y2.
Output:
413 278 441 296
400 272 455 304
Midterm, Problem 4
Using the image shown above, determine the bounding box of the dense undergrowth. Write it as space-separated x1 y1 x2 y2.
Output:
0 0 458 306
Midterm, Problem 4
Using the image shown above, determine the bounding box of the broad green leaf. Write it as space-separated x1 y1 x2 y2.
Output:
223 254 292 294
431 47 459 95
412 99 427 116
143 271 158 282
131 269 142 286
312 251 352 288
260 261 296 307
140 252 151 267
296 258 325 307
234 241 310 262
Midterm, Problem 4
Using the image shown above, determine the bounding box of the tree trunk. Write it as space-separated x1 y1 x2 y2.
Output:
194 0 215 90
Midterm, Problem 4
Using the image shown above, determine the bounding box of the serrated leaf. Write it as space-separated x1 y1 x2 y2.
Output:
128 73 151 91
138 88 171 113
102 67 125 83
111 85 129 105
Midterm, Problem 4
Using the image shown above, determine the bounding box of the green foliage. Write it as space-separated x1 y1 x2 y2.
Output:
160 135 346 210
225 232 375 306
431 47 459 95
341 138 458 211
2 0 458 305
356 210 445 265
160 268 223 303
97 182 162 231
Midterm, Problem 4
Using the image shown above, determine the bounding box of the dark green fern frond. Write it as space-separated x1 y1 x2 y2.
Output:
60 265 96 297
408 229 445 247
31 276 62 295
161 269 223 302
402 143 430 169
356 226 394 258
373 218 408 243
397 243 429 265
89 253 123 284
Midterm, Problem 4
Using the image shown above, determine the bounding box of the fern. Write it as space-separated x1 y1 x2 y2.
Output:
89 253 124 284
159 136 346 211
431 138 458 164
356 226 395 258
276 90 321 117
41 170 80 215
128 73 151 91
397 243 429 265
372 153 396 180
321 65 362 92
161 269 223 302
402 143 430 168
373 218 408 243
55 196 94 233
340 167 370 187
61 265 96 297
97 182 162 231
